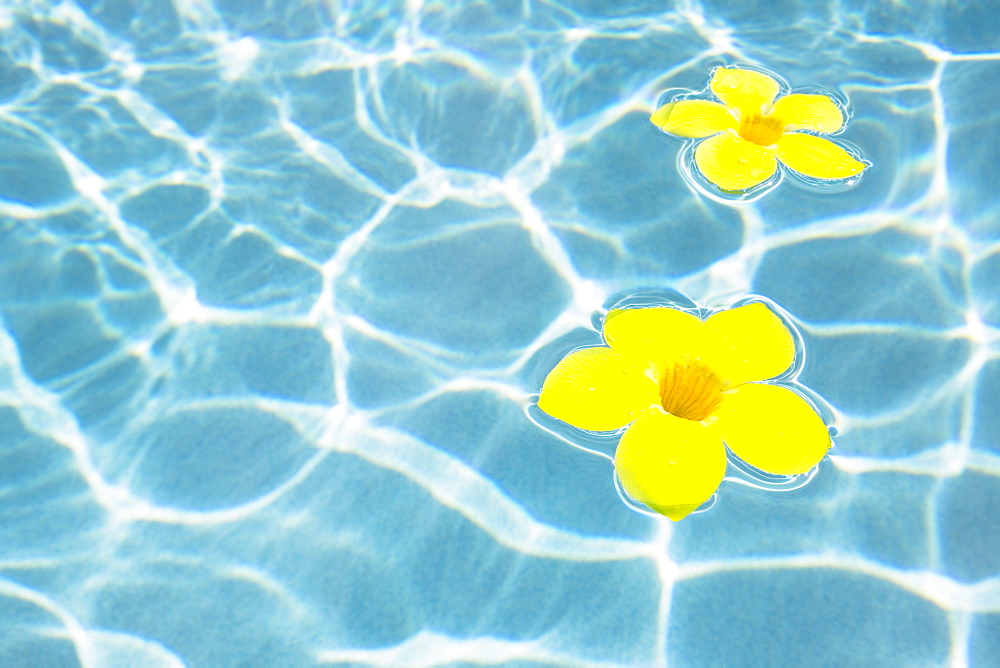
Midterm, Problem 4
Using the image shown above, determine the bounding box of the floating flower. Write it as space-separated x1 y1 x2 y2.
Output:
537 302 830 521
651 66 868 192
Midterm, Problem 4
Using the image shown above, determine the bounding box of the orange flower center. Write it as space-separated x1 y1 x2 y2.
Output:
658 362 724 422
738 113 785 146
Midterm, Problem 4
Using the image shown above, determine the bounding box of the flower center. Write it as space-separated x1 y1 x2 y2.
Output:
738 112 785 146
658 361 724 422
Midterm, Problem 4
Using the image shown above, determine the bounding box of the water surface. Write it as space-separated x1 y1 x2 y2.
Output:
0 1 998 666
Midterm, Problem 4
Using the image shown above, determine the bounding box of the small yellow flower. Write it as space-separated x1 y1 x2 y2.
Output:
651 66 869 192
537 302 831 521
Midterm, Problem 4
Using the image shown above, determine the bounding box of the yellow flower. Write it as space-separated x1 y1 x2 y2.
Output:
537 302 831 521
650 66 868 192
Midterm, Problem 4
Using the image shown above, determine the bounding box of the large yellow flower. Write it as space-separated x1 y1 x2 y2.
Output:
651 66 868 191
537 302 831 521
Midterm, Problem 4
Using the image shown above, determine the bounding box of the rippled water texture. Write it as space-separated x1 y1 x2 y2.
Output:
1 1 998 666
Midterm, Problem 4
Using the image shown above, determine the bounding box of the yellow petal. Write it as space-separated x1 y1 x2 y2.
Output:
712 383 831 475
704 302 795 385
603 307 707 361
694 133 777 191
775 133 867 180
615 413 727 521
710 67 780 115
768 94 844 133
538 346 660 432
650 100 737 138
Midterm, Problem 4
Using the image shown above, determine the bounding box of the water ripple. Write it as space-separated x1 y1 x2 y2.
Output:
0 0 998 665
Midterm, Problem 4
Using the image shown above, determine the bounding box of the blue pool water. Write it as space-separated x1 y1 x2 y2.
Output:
1 1 998 666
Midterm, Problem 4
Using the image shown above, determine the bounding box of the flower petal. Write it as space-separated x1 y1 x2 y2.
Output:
695 133 777 191
768 93 844 133
712 383 831 475
538 346 661 432
650 100 737 138
603 307 706 360
704 302 795 385
710 67 780 114
775 133 867 180
615 413 727 521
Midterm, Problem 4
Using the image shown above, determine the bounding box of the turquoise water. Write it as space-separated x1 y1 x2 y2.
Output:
1 1 998 666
